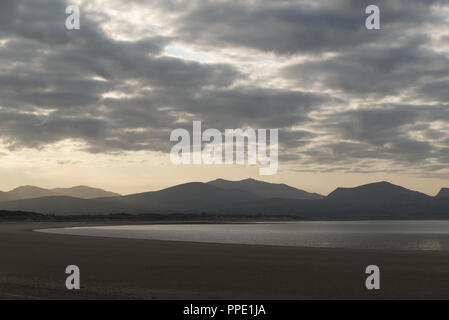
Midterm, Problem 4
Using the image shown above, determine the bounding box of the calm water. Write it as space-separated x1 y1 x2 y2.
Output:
36 221 449 251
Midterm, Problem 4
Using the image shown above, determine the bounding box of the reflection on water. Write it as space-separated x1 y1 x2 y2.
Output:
36 220 449 251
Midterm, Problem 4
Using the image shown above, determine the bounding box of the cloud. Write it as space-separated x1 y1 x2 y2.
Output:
419 80 449 103
0 0 448 178
301 104 449 166
172 0 446 55
284 36 449 97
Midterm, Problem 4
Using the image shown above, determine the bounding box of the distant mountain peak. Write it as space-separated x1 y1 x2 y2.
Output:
436 188 449 198
374 181 393 186
51 185 120 198
328 181 430 201
68 185 93 189
0 185 120 202
11 185 47 192
207 178 323 200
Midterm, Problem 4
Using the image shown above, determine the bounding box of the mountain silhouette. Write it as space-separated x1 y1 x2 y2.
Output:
208 178 323 200
0 182 260 215
0 185 120 202
327 181 431 202
0 186 56 202
51 186 120 199
0 179 448 219
436 188 449 198
120 182 261 213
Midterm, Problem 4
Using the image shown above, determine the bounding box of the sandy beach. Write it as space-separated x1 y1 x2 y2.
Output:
1 221 449 300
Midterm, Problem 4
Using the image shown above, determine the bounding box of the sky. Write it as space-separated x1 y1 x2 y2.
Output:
0 0 449 196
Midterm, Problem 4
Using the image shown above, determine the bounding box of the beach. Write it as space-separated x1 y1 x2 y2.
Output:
1 221 449 300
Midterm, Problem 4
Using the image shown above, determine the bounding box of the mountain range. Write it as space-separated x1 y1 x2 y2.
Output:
0 179 448 219
208 178 323 200
0 185 120 202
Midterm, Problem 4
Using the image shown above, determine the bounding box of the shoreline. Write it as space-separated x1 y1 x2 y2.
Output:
1 221 449 299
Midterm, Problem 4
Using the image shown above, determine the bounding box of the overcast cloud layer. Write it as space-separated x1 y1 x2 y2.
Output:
0 0 448 177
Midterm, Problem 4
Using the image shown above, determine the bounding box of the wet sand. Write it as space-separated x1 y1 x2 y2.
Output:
1 221 449 299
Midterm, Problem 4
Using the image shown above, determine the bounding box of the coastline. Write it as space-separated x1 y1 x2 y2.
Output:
1 221 449 299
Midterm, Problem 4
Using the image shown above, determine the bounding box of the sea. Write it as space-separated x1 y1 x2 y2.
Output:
35 220 449 251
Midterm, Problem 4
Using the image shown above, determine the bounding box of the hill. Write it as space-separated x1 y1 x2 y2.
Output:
208 178 323 200
0 185 120 202
436 188 449 198
0 182 260 216
327 181 431 202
